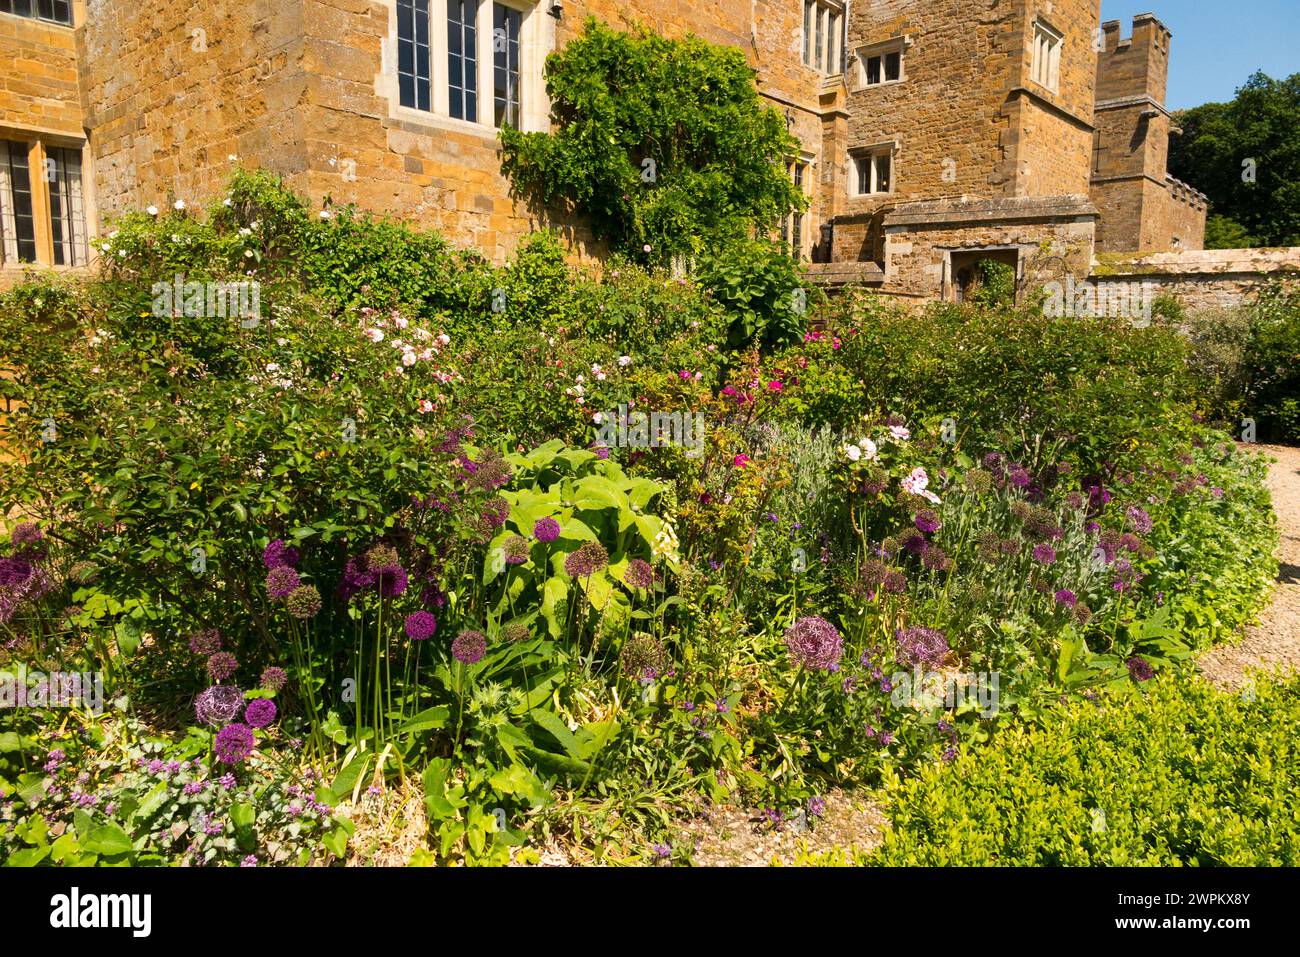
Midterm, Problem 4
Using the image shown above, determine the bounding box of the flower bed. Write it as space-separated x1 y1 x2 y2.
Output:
0 172 1282 865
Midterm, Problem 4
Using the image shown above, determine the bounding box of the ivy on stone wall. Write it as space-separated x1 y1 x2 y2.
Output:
499 18 805 267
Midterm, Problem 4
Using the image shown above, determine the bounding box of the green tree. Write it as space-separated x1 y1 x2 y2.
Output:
1170 72 1300 248
499 19 805 266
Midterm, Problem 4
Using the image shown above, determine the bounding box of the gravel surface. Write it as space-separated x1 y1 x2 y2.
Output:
1199 444 1300 691
676 789 887 866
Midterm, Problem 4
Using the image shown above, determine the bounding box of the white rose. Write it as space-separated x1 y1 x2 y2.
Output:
844 444 862 462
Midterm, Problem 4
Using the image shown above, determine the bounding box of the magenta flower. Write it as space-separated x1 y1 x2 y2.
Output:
533 517 561 543
451 630 487 665
214 724 256 764
244 698 277 729
207 652 238 682
895 626 950 668
783 616 843 671
262 539 300 570
188 629 222 656
266 565 301 600
404 611 437 641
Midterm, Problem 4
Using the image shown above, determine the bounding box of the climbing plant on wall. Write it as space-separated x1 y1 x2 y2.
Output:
499 18 806 267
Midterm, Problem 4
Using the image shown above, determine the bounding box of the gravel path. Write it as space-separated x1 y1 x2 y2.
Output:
1198 444 1300 691
675 789 887 866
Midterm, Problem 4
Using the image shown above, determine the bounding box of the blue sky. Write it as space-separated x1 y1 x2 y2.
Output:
1100 1 1299 110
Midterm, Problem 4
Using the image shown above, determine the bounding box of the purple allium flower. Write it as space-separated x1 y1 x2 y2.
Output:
1032 543 1057 565
404 610 437 641
286 584 322 619
922 546 952 572
195 685 245 726
262 539 300 570
564 541 609 578
266 565 301 600
379 565 409 598
783 615 844 671
1008 466 1033 489
914 509 941 533
884 571 907 594
338 555 377 602
451 630 487 665
901 531 929 556
244 698 277 729
620 633 667 680
895 626 950 668
1125 656 1155 682
502 535 531 565
0 557 33 587
259 666 287 691
624 558 655 590
1125 506 1153 535
533 517 561 543
188 628 222 656
11 522 42 546
1085 482 1112 511
481 497 510 530
207 651 238 682
1054 589 1078 608
213 723 256 764
366 545 401 573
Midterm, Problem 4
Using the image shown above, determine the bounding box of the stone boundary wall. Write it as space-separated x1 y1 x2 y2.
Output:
1090 247 1300 311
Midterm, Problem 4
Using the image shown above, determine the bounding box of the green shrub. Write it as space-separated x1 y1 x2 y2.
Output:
696 238 815 349
499 19 803 266
816 292 1198 474
869 674 1300 865
1245 281 1300 443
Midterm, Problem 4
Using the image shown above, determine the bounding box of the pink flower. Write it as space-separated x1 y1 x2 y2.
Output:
733 454 751 468
678 370 692 381
901 467 941 504
418 399 434 413
364 328 384 343
767 380 783 392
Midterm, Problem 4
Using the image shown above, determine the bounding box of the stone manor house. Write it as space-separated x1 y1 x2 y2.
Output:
1 0 1215 300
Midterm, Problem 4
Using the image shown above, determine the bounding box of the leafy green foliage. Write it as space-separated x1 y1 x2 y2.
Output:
1170 71 1300 248
869 674 1300 865
696 239 815 349
499 19 804 266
